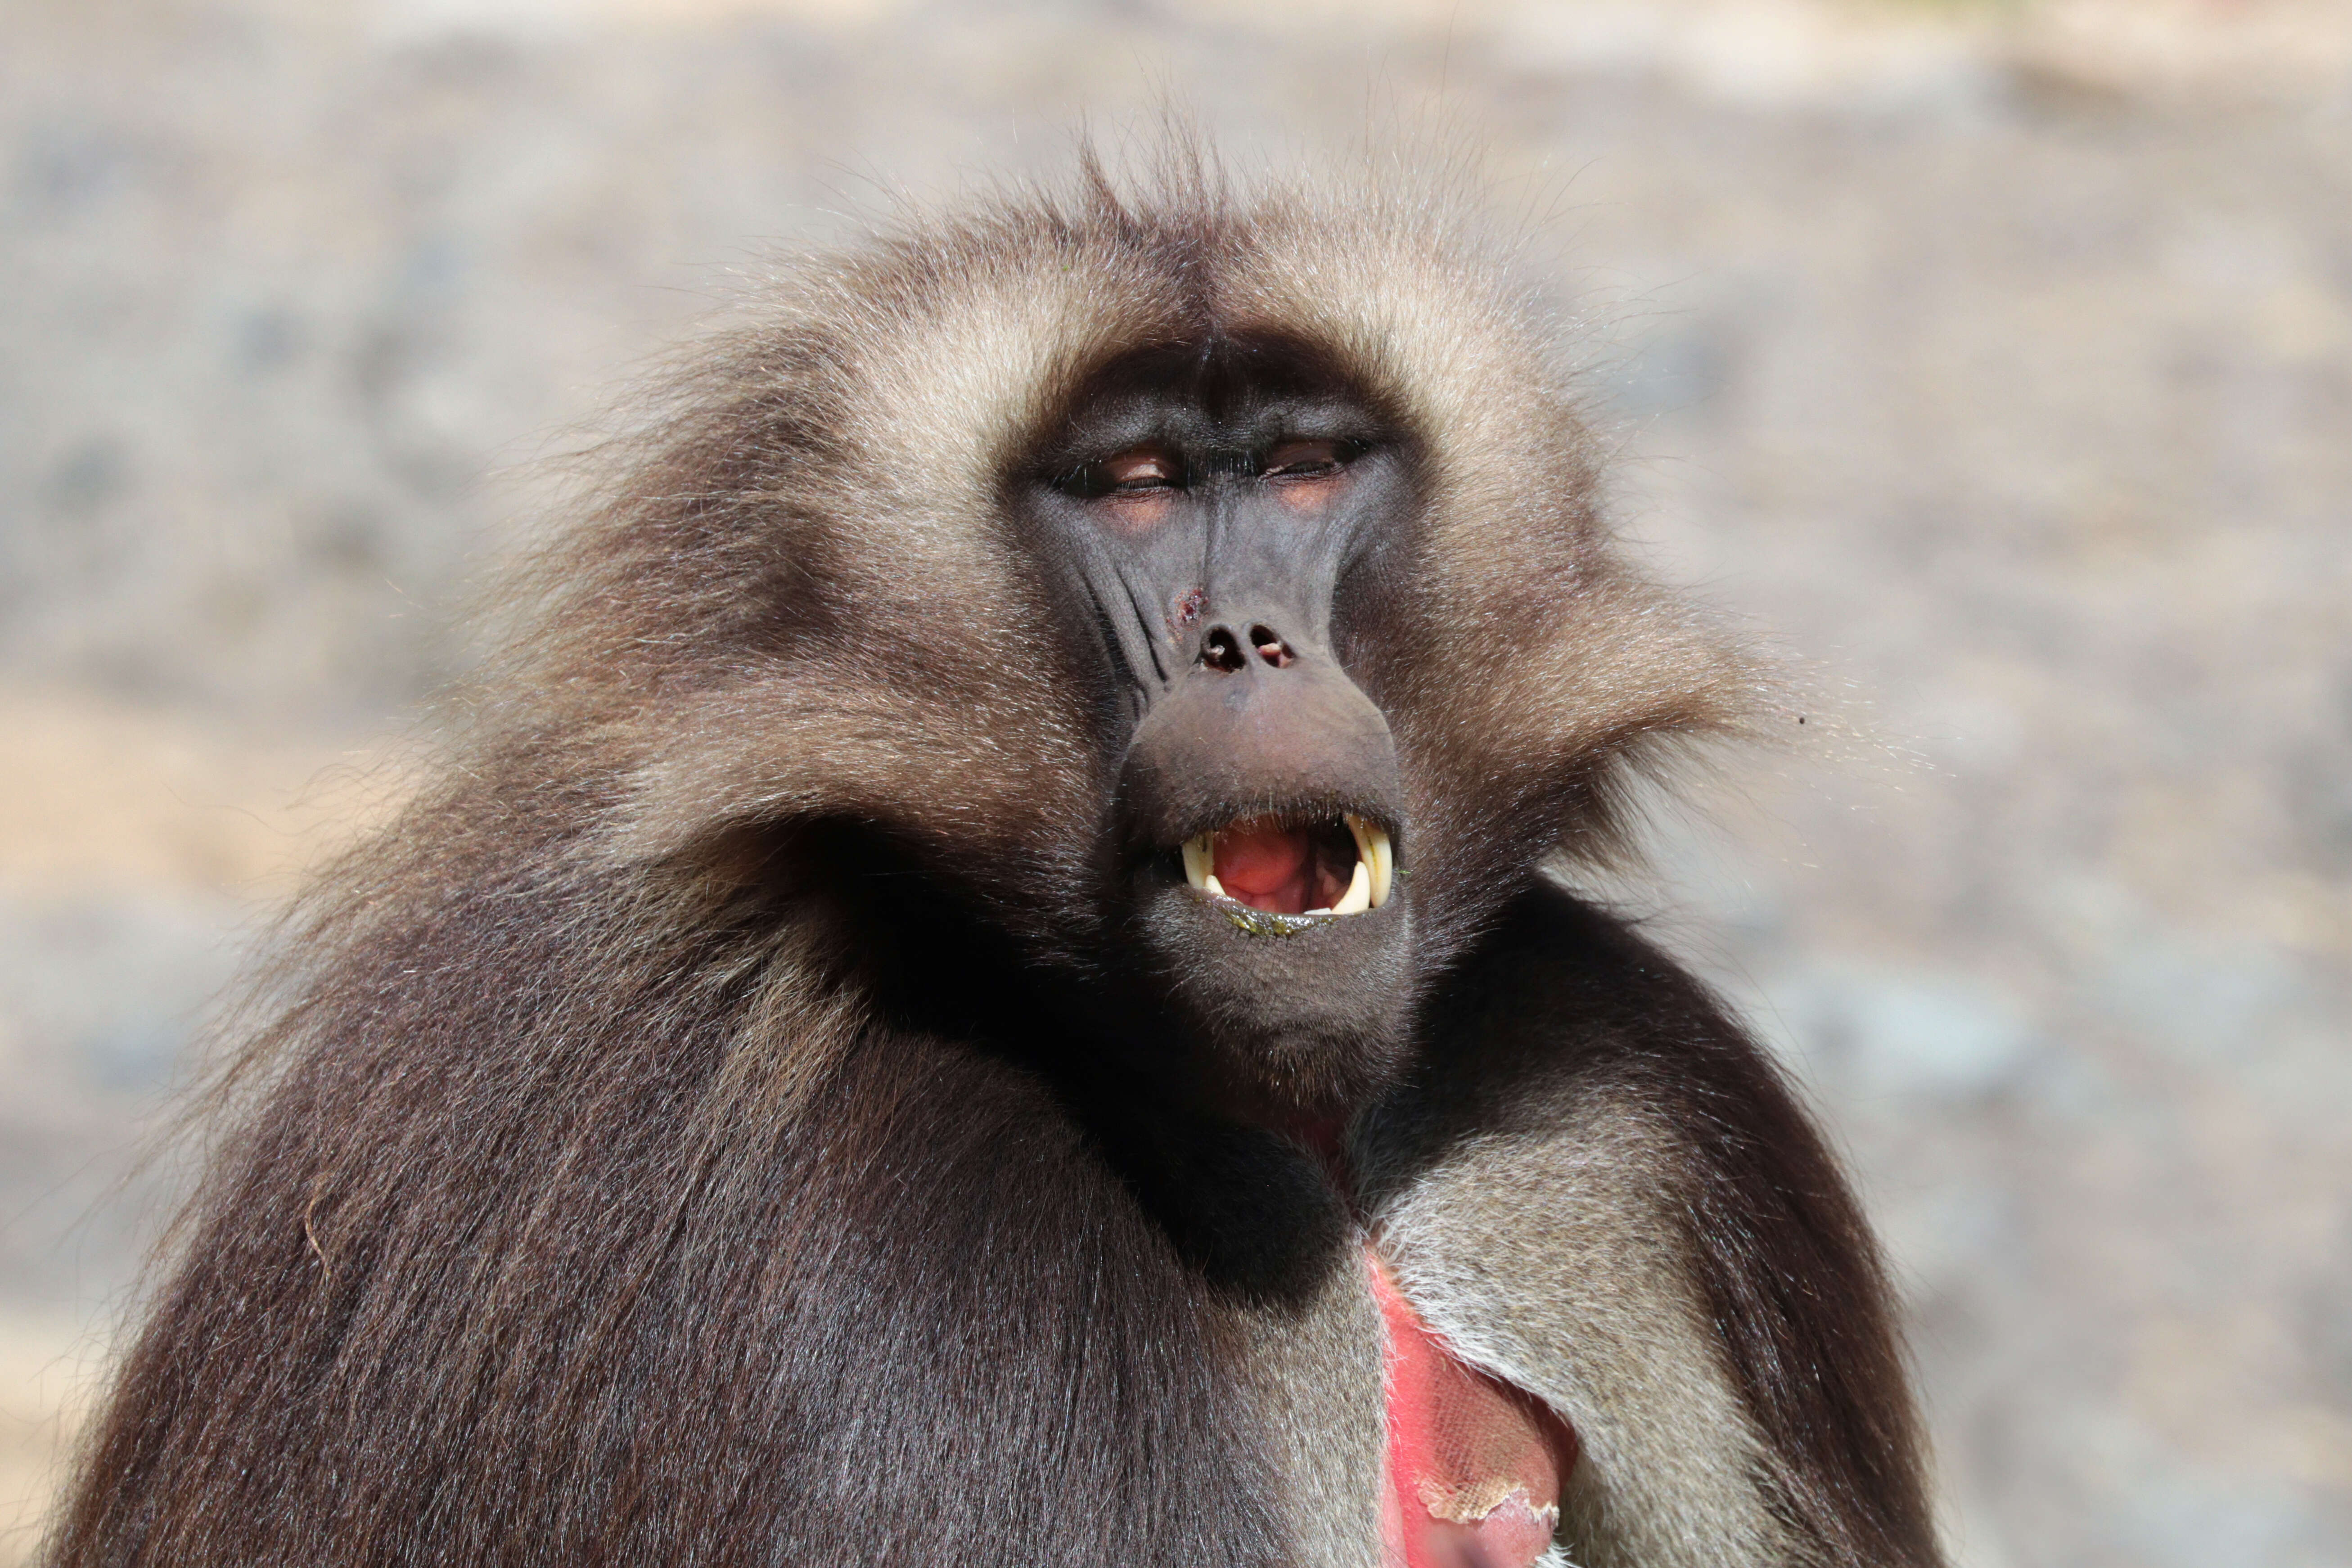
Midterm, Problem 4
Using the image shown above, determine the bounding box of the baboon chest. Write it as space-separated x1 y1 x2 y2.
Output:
1367 1248 1577 1568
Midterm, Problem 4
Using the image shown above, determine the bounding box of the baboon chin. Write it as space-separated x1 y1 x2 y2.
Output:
46 152 1944 1568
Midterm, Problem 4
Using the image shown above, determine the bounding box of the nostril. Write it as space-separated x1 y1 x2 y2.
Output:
1249 625 1294 668
1202 626 1248 673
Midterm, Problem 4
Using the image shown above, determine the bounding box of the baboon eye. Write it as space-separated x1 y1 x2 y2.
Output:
1064 446 1181 498
1262 439 1359 482
1104 449 1180 490
1261 440 1361 514
1062 446 1182 532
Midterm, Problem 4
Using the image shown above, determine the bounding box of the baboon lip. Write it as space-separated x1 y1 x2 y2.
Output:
1178 811 1394 921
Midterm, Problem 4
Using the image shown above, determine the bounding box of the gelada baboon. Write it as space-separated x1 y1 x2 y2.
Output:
50 153 1939 1568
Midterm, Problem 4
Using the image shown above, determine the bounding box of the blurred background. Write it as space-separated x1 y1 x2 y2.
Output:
4 0 2348 1563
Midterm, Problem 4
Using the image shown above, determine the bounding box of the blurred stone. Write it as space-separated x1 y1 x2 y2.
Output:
1780 964 2037 1107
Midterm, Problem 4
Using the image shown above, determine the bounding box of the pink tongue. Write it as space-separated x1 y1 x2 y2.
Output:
1213 820 1315 914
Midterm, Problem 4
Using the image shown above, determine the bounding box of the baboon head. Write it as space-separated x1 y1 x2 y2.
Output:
556 161 1757 1132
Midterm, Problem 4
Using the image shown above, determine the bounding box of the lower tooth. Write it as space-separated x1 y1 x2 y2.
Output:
1331 860 1372 916
1203 873 1227 899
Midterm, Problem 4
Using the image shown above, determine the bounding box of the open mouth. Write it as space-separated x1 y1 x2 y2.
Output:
1179 813 1395 918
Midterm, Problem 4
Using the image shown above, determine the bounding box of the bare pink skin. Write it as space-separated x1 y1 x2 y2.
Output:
1369 1250 1577 1568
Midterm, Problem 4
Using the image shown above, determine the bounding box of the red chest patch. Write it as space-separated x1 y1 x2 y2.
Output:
1367 1248 1577 1568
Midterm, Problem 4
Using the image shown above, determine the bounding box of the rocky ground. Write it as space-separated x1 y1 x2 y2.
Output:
4 2 2349 1564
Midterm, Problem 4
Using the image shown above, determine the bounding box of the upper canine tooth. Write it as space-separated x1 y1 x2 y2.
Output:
1182 833 1214 892
1331 860 1372 916
1345 816 1395 910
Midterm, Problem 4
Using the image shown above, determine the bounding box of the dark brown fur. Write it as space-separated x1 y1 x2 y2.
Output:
48 153 1938 1568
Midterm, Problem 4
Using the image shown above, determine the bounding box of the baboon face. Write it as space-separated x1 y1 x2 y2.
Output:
1014 336 1425 1126
596 210 1741 1133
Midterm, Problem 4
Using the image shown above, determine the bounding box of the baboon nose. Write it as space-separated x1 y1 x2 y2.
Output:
1121 611 1401 858
1200 622 1297 673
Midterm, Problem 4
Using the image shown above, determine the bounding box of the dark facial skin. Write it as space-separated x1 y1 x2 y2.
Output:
1016 339 1425 1132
